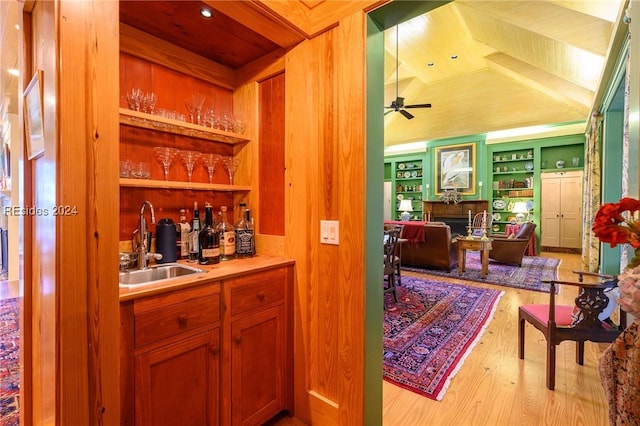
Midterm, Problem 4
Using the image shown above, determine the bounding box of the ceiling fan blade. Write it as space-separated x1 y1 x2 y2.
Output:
399 109 414 120
404 103 432 109
384 109 394 116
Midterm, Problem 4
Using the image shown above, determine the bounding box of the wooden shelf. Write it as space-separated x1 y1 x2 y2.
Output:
119 178 251 192
119 108 250 145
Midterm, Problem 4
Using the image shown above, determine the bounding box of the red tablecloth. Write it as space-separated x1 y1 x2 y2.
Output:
384 220 427 244
504 223 537 255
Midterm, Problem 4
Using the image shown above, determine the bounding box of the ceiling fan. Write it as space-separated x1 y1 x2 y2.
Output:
384 25 431 120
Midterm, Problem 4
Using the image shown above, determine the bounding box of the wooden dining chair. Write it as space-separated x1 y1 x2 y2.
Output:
518 271 626 390
383 227 402 308
471 212 492 237
384 223 405 285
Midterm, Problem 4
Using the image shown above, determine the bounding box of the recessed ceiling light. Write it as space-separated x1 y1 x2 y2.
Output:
200 8 213 18
450 55 458 60
7 69 19 76
427 62 434 67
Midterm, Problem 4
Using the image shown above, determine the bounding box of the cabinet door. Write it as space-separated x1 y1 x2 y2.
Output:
559 174 583 248
135 329 220 426
231 305 286 426
540 175 561 246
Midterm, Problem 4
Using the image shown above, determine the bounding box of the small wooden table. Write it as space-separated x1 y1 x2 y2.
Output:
457 237 493 278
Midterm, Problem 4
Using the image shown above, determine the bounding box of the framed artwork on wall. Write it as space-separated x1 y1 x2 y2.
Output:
434 143 475 195
24 70 45 160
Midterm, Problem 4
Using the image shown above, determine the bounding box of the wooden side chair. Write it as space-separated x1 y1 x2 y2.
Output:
518 271 626 390
471 212 492 237
383 227 402 308
384 223 405 285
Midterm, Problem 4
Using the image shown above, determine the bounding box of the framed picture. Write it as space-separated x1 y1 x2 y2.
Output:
24 70 45 160
434 143 475 195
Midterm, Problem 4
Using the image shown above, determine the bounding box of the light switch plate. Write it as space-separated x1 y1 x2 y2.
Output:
320 220 339 245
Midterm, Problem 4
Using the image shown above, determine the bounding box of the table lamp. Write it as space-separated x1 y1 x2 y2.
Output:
512 201 529 223
398 199 413 221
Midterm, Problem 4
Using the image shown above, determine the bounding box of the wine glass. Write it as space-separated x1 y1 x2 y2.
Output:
200 153 221 183
221 156 241 185
179 150 201 182
153 147 179 180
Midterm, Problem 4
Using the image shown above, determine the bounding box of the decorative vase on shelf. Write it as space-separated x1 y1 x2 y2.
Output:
556 159 565 168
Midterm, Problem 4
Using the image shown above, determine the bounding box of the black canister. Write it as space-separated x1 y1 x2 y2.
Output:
156 218 177 263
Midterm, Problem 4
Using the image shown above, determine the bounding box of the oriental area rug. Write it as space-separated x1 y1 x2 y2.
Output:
0 297 20 425
403 252 560 293
384 276 503 401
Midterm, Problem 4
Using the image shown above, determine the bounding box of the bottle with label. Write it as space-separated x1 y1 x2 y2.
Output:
188 202 200 262
199 203 220 264
176 208 191 260
218 206 235 260
235 203 255 257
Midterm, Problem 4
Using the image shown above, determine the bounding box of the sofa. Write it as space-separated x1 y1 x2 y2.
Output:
401 222 459 272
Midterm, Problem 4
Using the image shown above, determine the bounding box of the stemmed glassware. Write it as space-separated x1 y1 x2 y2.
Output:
185 93 206 125
179 150 202 182
199 153 221 184
221 156 241 185
153 147 179 180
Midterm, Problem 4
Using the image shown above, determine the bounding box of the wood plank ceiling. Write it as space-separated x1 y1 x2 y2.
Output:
383 0 627 147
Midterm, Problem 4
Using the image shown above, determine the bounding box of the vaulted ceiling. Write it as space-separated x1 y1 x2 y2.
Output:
383 0 628 147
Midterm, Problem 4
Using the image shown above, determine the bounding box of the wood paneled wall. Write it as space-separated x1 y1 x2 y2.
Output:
26 0 121 424
285 12 368 425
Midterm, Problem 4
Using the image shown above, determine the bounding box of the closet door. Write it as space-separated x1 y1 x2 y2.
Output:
540 174 562 246
559 173 583 248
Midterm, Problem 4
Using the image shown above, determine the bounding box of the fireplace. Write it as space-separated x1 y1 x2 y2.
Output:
424 200 489 236
434 217 468 236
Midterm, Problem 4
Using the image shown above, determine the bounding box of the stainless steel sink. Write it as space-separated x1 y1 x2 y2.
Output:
119 263 206 287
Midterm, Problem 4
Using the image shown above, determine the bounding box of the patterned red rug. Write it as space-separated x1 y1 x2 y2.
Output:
384 276 503 401
403 252 560 292
0 297 20 425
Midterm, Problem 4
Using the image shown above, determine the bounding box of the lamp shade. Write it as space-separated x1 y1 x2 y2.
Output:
398 199 413 212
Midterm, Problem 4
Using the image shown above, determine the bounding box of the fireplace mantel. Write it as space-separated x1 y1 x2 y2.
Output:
423 200 489 220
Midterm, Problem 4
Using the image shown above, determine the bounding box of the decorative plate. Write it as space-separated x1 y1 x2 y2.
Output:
492 199 506 210
411 171 418 178
492 212 501 221
492 224 500 232
398 163 405 169
526 200 534 210
404 171 411 178
524 161 534 171
397 194 404 200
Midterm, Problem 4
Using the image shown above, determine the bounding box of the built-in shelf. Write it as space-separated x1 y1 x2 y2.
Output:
119 108 250 145
119 178 251 192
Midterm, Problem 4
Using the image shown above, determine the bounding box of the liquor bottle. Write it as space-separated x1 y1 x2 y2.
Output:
188 202 200 262
176 208 191 260
199 203 220 264
235 203 255 257
218 205 235 260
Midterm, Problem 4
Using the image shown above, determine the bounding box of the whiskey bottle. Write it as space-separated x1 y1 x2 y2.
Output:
188 202 200 262
199 203 220 264
218 206 235 260
235 203 255 257
176 208 191 260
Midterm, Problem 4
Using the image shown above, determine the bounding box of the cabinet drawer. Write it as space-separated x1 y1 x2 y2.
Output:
135 293 219 348
230 274 285 317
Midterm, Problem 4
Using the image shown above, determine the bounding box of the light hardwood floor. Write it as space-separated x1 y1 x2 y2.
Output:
383 252 610 426
271 252 612 426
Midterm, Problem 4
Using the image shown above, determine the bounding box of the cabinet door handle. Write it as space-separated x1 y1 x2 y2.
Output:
177 314 189 326
234 336 242 345
257 291 266 302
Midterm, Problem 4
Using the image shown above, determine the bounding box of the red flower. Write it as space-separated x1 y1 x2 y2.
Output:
592 198 640 250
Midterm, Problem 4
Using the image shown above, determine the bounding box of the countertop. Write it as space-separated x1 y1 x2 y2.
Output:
119 255 295 301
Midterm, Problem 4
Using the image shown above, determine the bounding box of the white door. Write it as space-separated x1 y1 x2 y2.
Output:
559 173 583 248
541 173 561 246
383 181 392 221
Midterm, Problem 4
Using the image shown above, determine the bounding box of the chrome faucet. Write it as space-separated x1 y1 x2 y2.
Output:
135 200 161 269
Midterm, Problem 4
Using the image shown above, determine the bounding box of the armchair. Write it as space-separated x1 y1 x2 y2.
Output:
489 222 536 266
